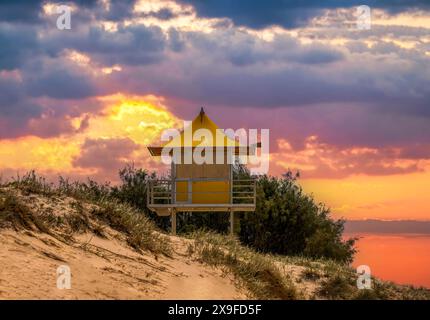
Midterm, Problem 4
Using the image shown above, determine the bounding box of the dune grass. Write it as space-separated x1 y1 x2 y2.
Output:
91 199 171 256
0 174 171 257
0 192 51 233
186 231 299 300
278 254 430 300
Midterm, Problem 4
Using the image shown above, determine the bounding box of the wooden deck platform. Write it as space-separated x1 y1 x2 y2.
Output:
148 203 256 216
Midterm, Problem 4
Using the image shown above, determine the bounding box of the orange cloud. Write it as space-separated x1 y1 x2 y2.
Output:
0 94 180 182
271 136 427 179
268 136 430 220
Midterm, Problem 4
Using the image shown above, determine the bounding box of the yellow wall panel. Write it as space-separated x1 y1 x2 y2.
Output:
176 163 230 179
192 181 230 204
175 181 189 202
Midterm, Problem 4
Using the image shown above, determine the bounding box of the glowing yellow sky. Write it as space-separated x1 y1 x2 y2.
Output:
301 172 430 221
0 95 179 178
0 96 429 220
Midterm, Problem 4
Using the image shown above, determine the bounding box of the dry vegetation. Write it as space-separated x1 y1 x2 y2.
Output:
1 172 430 300
186 231 299 299
0 187 171 257
274 255 430 300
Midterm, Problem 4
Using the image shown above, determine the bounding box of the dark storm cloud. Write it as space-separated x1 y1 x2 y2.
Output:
72 137 140 171
178 0 430 29
112 29 428 114
0 0 100 24
0 74 99 139
101 0 135 21
0 23 40 70
0 77 44 139
302 24 430 41
299 105 430 149
68 0 184 23
168 28 186 52
42 24 167 66
289 47 344 64
187 31 345 66
0 52 103 138
152 8 177 20
0 78 42 118
101 0 181 21
0 0 176 26
24 66 97 99
0 0 44 23
92 24 166 66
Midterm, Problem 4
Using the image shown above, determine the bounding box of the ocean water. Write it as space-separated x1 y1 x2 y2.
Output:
344 232 430 289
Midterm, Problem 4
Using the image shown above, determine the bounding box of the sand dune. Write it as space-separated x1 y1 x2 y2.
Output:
2 186 429 300
0 228 246 299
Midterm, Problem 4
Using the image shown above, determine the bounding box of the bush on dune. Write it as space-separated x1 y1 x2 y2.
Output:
239 170 356 263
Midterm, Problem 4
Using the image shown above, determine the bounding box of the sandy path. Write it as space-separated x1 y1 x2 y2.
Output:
156 236 245 300
0 230 246 300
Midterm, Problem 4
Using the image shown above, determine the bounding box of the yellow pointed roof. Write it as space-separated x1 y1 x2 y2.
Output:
162 107 239 148
148 108 259 156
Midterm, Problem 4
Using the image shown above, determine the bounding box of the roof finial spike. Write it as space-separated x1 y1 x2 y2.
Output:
200 107 205 123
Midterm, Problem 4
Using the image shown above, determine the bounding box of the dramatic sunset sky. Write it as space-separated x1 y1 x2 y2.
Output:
1 0 429 221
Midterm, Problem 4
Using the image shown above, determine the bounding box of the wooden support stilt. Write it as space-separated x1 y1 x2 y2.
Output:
230 209 234 236
171 210 177 235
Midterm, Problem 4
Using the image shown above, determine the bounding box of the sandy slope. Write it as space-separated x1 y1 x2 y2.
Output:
0 187 363 300
0 229 246 300
2 187 430 300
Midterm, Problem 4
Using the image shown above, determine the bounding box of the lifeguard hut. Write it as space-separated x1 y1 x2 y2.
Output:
147 108 258 235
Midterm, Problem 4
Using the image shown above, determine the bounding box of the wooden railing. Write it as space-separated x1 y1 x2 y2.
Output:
147 179 173 205
147 179 256 207
231 179 256 205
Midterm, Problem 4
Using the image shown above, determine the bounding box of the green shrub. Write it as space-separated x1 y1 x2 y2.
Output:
239 172 356 263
